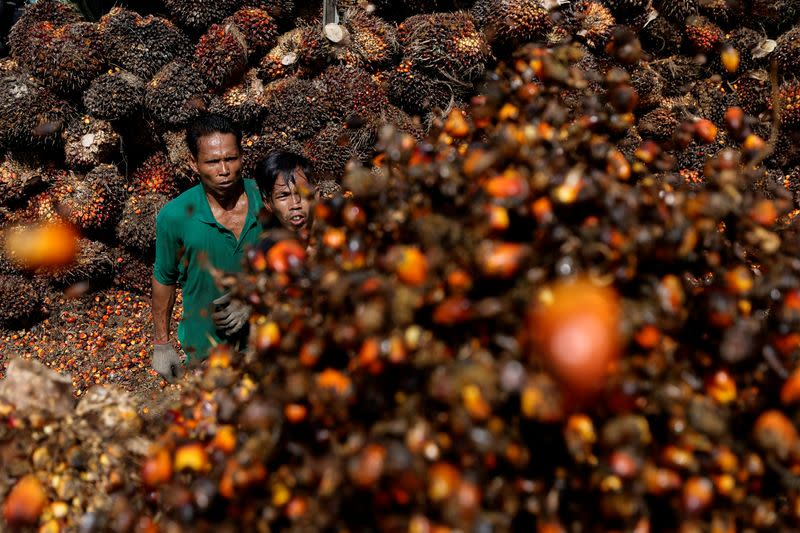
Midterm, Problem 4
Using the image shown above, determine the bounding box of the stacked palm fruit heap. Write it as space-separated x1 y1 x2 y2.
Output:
4 0 800 529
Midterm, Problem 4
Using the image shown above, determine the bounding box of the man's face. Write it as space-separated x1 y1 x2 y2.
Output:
267 167 315 237
189 133 242 197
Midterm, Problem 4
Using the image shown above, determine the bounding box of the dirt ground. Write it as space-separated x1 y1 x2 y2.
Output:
0 287 186 421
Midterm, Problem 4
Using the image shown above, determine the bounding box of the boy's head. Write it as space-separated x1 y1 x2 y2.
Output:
255 151 316 237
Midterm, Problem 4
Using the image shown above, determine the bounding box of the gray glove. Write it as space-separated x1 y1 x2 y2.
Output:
212 293 252 336
152 343 185 383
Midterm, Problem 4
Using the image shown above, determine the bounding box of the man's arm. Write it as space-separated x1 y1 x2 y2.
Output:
152 277 176 343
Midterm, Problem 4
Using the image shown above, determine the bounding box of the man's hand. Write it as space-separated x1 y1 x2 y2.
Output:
212 293 252 336
152 343 185 383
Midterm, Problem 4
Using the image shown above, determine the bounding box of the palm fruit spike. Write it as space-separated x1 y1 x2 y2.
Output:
316 65 388 123
63 116 120 171
653 0 699 22
111 246 154 294
241 130 305 180
470 0 552 49
776 27 800 77
43 238 115 288
0 71 70 150
640 17 683 57
261 77 326 140
259 26 329 81
398 12 489 82
145 60 208 128
304 123 361 181
750 0 800 31
685 15 724 53
15 21 106 96
161 130 199 187
570 1 616 50
698 0 743 26
7 0 82 59
238 0 296 21
98 8 192 81
57 164 126 232
162 0 239 32
194 22 249 89
341 8 399 70
116 192 169 253
129 152 182 198
208 69 269 129
732 74 769 117
691 78 738 126
83 70 145 121
388 58 467 116
604 0 649 20
0 274 44 326
721 27 767 73
225 7 279 56
0 155 57 208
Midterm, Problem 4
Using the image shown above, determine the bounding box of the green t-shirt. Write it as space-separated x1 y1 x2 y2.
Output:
153 179 264 361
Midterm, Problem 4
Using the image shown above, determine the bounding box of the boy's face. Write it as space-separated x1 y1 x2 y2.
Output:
267 167 315 238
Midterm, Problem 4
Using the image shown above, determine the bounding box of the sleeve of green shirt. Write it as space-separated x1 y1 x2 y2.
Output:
153 207 180 286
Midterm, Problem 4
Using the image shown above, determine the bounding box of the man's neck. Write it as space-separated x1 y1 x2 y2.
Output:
205 182 244 212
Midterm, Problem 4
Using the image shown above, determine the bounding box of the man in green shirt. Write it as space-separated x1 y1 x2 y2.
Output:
151 113 264 382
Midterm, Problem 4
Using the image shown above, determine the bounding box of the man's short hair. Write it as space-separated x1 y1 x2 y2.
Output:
185 113 242 158
255 151 314 199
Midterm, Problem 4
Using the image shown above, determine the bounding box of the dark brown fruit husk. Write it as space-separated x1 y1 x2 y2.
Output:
144 60 208 128
116 192 169 253
194 22 249 89
83 70 145 121
62 116 120 170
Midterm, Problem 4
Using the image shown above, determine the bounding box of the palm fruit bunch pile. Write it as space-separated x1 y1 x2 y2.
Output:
87 35 800 531
6 0 800 529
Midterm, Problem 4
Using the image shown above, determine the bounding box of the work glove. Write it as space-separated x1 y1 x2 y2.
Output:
212 292 252 336
152 343 185 383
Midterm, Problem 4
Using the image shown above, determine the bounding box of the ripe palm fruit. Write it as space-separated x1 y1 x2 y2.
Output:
83 70 145 121
7 0 82 59
225 7 279 56
778 81 800 127
0 274 44 326
16 21 106 96
259 26 329 81
685 16 723 53
388 58 466 115
471 0 552 49
691 78 737 125
398 12 489 81
63 116 120 170
194 22 249 89
0 71 70 150
342 8 399 70
116 192 169 253
163 0 239 32
317 65 389 123
130 152 182 198
528 278 622 398
44 237 115 287
570 1 616 50
98 8 191 81
208 69 269 129
653 0 699 22
145 60 208 128
57 164 126 232
261 77 326 140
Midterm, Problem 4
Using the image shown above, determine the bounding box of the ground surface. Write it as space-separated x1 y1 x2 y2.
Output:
0 287 185 420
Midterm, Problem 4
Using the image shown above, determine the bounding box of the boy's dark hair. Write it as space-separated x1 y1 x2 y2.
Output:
255 151 314 199
185 113 242 158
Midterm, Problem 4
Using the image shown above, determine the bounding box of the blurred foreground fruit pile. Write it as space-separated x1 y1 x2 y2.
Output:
4 0 800 531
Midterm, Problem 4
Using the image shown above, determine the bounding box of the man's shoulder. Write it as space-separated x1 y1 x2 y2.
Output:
157 184 204 222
